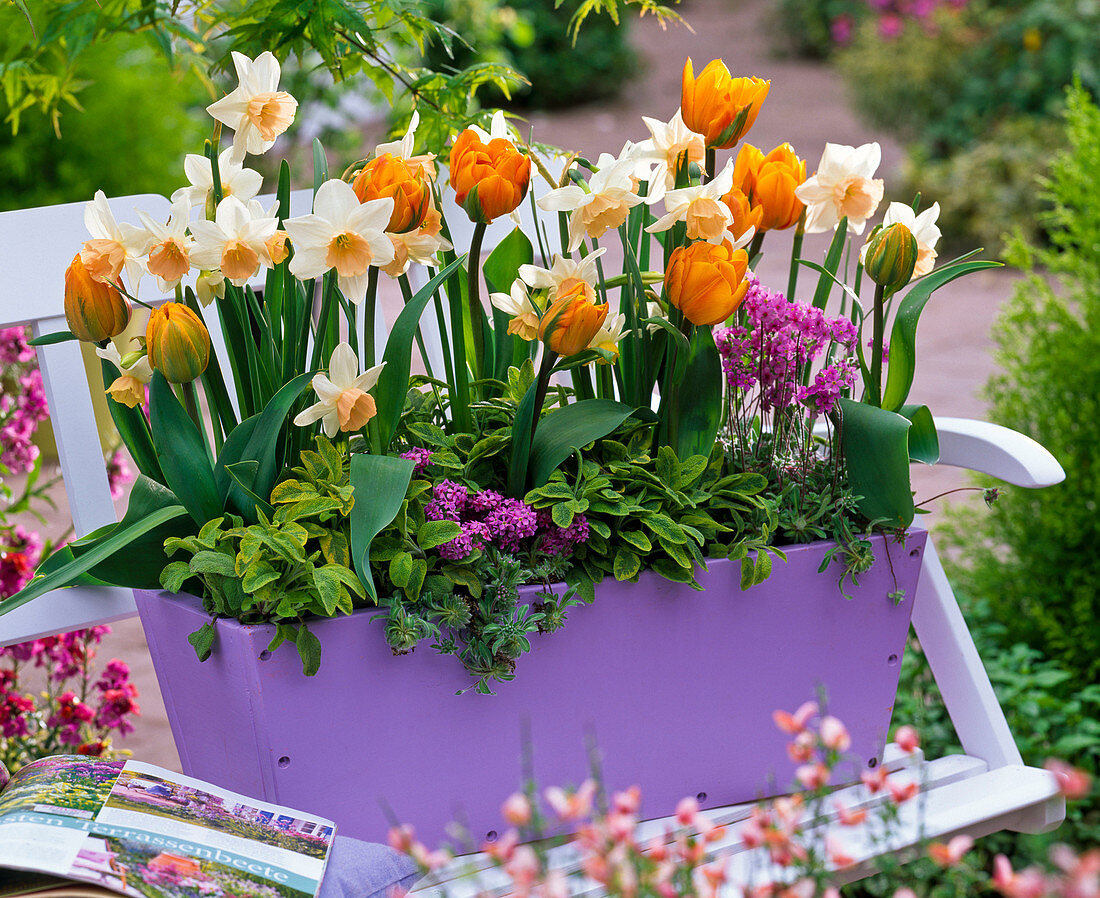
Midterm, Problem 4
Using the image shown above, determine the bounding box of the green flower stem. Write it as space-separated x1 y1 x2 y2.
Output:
571 364 595 401
748 230 766 263
530 349 559 448
363 266 380 369
467 221 488 382
870 283 886 408
397 273 435 380
180 380 212 463
787 213 806 302
704 146 716 183
448 263 472 434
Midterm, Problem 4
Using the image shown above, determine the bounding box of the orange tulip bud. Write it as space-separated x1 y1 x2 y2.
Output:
681 59 770 150
733 143 765 200
146 302 211 383
449 129 531 224
352 153 432 233
63 253 131 343
752 144 806 231
720 185 764 239
537 280 609 357
664 239 750 327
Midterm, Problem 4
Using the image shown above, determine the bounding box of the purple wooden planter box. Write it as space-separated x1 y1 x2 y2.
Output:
134 529 926 846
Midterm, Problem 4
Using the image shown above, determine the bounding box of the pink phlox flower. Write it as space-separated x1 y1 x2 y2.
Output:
0 327 35 366
399 446 434 475
482 828 519 862
928 834 974 867
819 715 851 752
773 700 819 735
106 450 133 501
886 777 919 804
826 834 856 868
675 795 700 826
894 724 921 754
501 792 532 826
834 799 868 826
545 779 597 821
992 854 1048 898
861 766 889 794
796 761 830 790
1044 759 1092 801
612 785 642 815
535 509 590 557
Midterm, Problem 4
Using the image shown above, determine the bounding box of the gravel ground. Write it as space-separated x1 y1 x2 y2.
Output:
28 0 1021 773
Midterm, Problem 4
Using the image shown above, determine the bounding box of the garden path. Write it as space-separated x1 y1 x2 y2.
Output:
76 0 1019 772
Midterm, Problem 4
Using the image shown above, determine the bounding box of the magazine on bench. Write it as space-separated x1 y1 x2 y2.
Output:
0 756 335 898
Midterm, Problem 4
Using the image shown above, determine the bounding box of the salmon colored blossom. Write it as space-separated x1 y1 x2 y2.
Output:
96 342 152 408
539 152 645 251
928 834 974 867
664 238 750 327
538 281 609 357
449 126 531 224
352 153 432 234
64 253 131 343
293 342 385 437
207 51 298 163
795 142 885 234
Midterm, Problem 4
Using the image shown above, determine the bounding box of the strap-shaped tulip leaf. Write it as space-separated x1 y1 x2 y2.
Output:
150 370 221 526
528 398 645 488
374 256 467 453
837 397 915 528
100 359 164 484
350 453 415 602
483 227 534 384
881 258 1001 412
0 501 190 615
672 325 723 461
900 403 940 465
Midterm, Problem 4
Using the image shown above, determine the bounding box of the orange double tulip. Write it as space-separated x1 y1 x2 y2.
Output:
147 302 211 384
63 254 131 343
352 153 432 234
664 239 750 327
449 129 531 224
733 142 807 232
681 59 769 150
538 281 609 357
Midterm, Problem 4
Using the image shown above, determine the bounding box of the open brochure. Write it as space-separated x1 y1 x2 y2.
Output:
0 756 335 898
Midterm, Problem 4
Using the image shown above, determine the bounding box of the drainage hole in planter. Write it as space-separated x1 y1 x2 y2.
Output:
485 831 498 843
259 650 272 661
696 792 708 804
909 548 921 558
867 757 878 769
277 756 291 768
887 653 899 666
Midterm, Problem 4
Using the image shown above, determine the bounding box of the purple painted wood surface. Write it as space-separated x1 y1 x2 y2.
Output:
135 530 926 845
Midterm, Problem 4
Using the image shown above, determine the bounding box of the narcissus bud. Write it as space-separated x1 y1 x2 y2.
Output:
863 222 918 294
146 302 211 383
449 129 531 224
352 153 432 233
537 281 609 357
681 58 770 150
63 253 131 343
664 239 750 327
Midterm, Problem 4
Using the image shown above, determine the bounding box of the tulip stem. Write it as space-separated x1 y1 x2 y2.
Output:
870 284 886 408
180 381 211 462
704 147 716 183
467 222 488 382
363 266 380 369
530 350 559 449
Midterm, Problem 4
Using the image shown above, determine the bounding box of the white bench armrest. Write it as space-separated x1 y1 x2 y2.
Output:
933 417 1064 488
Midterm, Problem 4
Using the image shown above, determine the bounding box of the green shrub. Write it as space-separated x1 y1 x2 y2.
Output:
0 36 206 212
423 0 639 110
937 82 1100 686
766 0 868 59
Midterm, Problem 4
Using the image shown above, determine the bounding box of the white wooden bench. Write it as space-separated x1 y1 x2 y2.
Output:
0 193 1066 892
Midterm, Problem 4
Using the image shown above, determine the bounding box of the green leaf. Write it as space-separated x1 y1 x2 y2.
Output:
672 326 724 461
101 361 164 484
296 624 322 676
27 330 78 346
0 503 190 615
613 547 641 581
187 622 217 663
881 259 1001 411
837 397 915 527
215 373 315 521
483 227 532 294
389 552 414 589
160 561 192 593
416 520 463 550
374 256 467 452
150 371 221 526
529 399 641 488
900 404 940 465
507 377 540 497
619 530 653 552
642 513 687 544
350 454 415 602
189 550 237 577
551 503 575 529
811 216 849 310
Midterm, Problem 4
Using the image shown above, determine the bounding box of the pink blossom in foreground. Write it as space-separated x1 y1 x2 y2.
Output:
773 700 819 735
895 724 920 753
928 834 974 867
1044 758 1092 800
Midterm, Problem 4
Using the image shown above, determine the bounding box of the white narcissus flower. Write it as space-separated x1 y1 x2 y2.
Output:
629 111 707 204
518 248 606 300
283 179 395 304
795 142 885 235
81 191 153 290
207 51 299 163
293 342 385 437
489 279 541 342
95 341 153 408
467 109 512 144
139 197 194 292
646 159 750 245
644 300 667 333
588 312 629 363
189 196 280 287
173 148 264 211
538 153 645 252
861 201 941 279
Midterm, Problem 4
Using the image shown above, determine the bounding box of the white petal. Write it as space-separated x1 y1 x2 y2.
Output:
286 243 330 280
294 401 330 427
537 185 588 213
339 271 371 306
328 343 359 389
312 372 342 403
313 179 361 226
353 361 386 392
95 344 123 369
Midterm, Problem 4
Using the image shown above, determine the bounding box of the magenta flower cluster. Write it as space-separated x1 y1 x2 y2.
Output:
0 627 140 765
400 446 434 475
424 480 589 561
0 524 42 600
715 277 858 416
0 328 49 475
